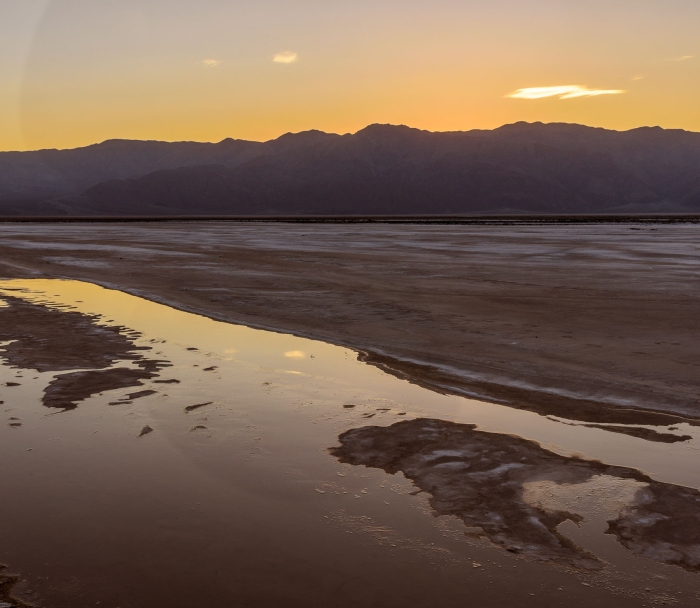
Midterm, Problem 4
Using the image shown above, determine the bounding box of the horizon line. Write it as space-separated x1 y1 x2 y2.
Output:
2 121 696 154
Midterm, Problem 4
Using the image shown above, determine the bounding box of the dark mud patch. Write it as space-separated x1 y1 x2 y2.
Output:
43 368 158 411
125 389 157 400
0 295 148 372
331 418 700 571
139 425 154 437
581 424 692 443
358 351 700 428
0 296 170 411
185 402 212 413
0 565 30 608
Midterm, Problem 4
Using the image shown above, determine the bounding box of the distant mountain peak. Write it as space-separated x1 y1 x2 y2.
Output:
355 124 429 145
273 129 336 141
357 123 422 134
494 121 606 134
2 121 700 217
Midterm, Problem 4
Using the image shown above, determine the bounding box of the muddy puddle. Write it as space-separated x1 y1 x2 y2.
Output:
1 279 699 608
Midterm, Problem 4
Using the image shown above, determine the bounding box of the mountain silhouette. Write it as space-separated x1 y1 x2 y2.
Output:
2 122 699 216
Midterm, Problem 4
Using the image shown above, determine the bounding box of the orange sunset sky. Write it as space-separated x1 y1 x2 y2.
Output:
1 0 698 151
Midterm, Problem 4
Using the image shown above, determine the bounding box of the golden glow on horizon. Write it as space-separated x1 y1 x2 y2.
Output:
1 0 699 151
506 85 626 100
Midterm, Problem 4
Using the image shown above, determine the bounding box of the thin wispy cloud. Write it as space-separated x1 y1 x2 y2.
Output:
202 59 222 68
506 85 625 100
631 75 644 81
273 51 298 64
672 55 695 61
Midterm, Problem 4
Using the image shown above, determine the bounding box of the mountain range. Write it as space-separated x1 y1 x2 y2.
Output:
1 122 699 216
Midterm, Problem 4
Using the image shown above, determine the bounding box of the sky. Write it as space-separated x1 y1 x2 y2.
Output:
1 0 698 151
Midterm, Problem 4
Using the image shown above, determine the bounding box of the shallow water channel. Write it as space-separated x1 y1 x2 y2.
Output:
1 279 699 607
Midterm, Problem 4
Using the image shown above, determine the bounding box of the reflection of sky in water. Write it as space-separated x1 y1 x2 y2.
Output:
0 278 699 605
1 278 698 486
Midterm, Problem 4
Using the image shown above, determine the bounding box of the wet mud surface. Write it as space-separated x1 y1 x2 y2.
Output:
0 279 699 608
332 418 700 571
0 296 169 411
0 294 146 372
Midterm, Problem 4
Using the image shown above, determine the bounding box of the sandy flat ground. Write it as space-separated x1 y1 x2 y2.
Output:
0 221 698 423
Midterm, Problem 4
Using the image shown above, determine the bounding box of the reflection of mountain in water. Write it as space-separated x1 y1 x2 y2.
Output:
0 293 169 411
331 418 700 571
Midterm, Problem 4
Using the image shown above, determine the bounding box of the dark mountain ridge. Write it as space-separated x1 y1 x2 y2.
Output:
2 122 699 216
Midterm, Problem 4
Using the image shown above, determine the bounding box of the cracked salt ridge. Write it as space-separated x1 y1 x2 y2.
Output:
359 350 700 428
363 345 700 418
361 348 645 407
331 418 700 571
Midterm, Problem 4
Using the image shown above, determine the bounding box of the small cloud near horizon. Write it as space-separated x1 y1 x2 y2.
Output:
273 51 298 64
202 59 222 67
672 55 695 61
506 85 626 100
631 75 644 81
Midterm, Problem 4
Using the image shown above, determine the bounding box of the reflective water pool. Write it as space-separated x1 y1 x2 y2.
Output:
1 279 699 607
